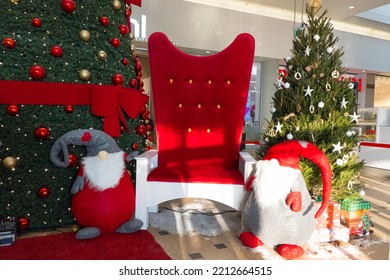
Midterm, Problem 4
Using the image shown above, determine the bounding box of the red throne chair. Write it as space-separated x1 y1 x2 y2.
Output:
135 32 256 229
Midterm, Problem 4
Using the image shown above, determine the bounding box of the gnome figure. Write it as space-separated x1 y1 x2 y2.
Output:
240 140 332 259
50 129 143 239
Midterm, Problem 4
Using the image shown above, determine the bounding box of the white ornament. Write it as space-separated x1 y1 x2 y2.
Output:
359 190 366 197
305 46 311 56
349 111 360 123
348 82 355 89
304 85 314 97
340 97 348 109
346 130 353 137
318 101 325 108
326 83 331 91
284 82 290 89
294 72 302 80
287 133 293 140
270 106 276 113
336 159 344 166
314 34 320 41
332 141 344 154
265 137 269 143
331 70 340 78
309 105 315 113
327 47 333 53
288 65 293 70
275 121 283 133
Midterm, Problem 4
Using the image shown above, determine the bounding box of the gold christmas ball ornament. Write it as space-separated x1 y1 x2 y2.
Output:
130 44 136 52
10 0 20 4
3 156 17 169
79 30 91 42
79 69 91 81
129 32 135 41
98 50 107 60
112 0 121 10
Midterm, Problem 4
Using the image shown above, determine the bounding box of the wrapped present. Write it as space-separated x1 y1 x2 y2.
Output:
314 200 341 229
309 224 350 243
340 209 371 234
0 216 17 246
340 198 371 212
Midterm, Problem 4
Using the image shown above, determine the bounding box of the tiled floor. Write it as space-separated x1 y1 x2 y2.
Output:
146 149 390 260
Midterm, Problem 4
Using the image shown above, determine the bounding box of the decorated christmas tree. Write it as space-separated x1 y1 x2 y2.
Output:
258 3 364 202
0 0 152 230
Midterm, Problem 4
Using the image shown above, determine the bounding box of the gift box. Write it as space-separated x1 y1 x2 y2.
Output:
314 200 341 229
0 217 17 246
340 198 371 212
309 224 350 243
340 198 371 233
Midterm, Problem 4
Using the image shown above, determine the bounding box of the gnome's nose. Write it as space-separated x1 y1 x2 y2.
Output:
98 150 109 160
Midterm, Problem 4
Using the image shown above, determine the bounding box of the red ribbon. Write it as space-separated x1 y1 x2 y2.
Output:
0 80 149 138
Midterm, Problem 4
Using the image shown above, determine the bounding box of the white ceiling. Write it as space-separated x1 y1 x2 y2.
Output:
183 0 390 40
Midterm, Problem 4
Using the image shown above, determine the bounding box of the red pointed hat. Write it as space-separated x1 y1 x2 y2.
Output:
263 140 332 218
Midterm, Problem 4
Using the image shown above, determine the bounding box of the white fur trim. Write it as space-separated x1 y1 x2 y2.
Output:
82 151 125 191
253 159 301 207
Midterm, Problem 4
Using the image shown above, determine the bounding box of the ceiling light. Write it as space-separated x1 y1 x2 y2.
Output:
348 6 355 9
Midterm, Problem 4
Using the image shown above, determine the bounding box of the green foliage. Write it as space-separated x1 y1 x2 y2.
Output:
0 1 149 229
259 4 364 202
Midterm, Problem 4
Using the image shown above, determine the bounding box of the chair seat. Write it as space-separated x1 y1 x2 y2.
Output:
147 165 244 184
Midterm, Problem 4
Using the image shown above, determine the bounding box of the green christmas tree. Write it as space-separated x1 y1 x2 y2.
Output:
0 0 151 230
258 4 364 202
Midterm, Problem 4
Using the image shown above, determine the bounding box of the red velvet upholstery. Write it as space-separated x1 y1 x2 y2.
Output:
147 32 255 183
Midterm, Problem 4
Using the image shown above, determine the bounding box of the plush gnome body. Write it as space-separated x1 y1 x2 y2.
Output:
50 129 143 239
241 140 332 259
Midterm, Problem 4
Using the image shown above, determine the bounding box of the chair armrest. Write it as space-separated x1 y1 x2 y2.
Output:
239 151 256 181
135 149 158 178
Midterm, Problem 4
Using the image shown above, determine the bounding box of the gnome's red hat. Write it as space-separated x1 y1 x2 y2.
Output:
263 140 332 218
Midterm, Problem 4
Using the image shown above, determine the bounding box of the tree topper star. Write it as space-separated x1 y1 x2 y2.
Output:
304 85 314 97
332 141 344 154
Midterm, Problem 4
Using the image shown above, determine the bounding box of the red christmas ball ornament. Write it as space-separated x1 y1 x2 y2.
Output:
68 153 77 167
31 17 42 28
131 143 138 151
18 217 30 230
29 65 46 80
139 78 144 88
50 45 63 57
112 74 124 85
64 105 74 113
125 9 131 18
146 124 153 131
118 24 128 36
129 78 138 88
100 16 110 27
7 105 19 116
135 62 142 72
34 126 51 141
135 124 147 136
61 0 76 13
2 37 16 49
121 58 129 66
37 186 50 199
111 38 121 48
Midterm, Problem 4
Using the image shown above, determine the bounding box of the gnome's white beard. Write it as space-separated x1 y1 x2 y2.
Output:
82 151 125 191
253 159 301 207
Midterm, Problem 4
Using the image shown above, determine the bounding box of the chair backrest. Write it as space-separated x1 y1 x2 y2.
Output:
148 32 255 169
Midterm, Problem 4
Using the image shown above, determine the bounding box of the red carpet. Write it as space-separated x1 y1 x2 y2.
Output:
0 230 171 260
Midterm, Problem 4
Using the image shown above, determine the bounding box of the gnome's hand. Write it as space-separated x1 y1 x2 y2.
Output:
71 176 84 194
286 191 302 212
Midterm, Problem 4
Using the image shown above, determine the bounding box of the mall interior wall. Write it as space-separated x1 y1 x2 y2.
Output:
132 0 390 139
